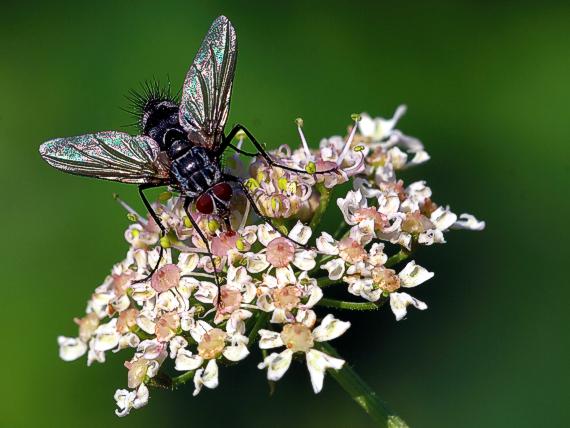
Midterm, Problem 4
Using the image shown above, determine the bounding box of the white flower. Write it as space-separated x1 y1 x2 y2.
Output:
359 105 407 142
316 226 378 280
114 384 149 417
256 272 322 324
390 292 428 321
344 259 432 320
174 321 250 395
58 336 87 361
258 314 349 393
452 213 486 231
193 359 219 396
91 319 121 353
244 222 316 275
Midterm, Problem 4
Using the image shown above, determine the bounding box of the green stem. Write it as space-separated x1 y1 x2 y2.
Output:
316 276 343 288
248 311 270 345
172 370 195 388
147 369 196 390
317 342 409 427
309 183 332 232
333 219 349 239
317 297 383 311
385 249 411 268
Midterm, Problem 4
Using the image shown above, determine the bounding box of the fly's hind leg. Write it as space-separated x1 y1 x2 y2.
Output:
221 123 340 176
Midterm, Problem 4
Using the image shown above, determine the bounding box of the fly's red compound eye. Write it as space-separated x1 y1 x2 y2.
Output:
196 194 214 214
212 183 233 201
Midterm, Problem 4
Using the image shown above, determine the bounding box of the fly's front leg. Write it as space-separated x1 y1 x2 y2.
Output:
183 198 221 293
133 183 167 284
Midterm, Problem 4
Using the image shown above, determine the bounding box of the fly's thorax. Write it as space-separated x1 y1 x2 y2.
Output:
141 100 181 149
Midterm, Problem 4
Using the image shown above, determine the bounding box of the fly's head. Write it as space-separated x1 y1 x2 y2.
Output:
195 182 234 222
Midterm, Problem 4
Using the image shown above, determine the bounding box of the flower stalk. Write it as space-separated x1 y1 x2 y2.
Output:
317 298 383 311
317 342 409 428
309 182 332 233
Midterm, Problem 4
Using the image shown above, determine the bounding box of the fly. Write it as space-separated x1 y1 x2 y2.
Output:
39 16 335 287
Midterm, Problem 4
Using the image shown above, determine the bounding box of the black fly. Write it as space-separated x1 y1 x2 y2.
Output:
39 16 335 287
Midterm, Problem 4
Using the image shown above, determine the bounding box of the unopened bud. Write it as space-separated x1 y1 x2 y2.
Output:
305 161 317 174
236 238 246 251
271 197 280 211
245 178 260 191
160 236 171 248
194 305 205 316
277 177 288 191
207 220 220 233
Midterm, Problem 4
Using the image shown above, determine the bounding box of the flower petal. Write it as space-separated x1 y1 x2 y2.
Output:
175 349 204 371
316 232 339 255
398 261 434 288
223 342 250 362
289 221 312 245
430 206 457 231
312 314 350 342
193 359 219 396
452 213 486 231
58 336 87 361
258 329 284 349
245 253 270 273
292 249 317 271
257 223 280 247
306 349 345 393
389 292 427 321
257 349 293 382
321 258 345 281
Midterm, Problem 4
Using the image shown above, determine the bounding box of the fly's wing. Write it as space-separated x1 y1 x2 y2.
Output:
179 15 237 150
39 131 170 184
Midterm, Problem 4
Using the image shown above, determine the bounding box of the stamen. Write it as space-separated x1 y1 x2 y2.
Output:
337 114 361 165
113 193 146 224
235 130 246 150
239 198 251 230
181 272 216 279
296 117 312 159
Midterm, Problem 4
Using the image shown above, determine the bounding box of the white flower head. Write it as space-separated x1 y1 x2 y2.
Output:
258 315 349 393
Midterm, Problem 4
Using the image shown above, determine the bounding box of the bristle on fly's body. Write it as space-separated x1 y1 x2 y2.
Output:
124 78 179 131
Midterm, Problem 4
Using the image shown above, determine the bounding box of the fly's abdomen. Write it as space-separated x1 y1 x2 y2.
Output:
170 146 221 197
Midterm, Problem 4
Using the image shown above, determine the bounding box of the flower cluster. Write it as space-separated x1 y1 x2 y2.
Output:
58 106 484 416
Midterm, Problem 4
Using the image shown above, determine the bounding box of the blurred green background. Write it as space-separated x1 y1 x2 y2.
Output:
1 0 568 427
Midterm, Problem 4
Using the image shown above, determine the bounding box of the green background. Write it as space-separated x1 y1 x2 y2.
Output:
1 1 568 427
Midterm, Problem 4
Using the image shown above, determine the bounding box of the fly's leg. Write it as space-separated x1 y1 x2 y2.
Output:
223 174 310 249
183 198 221 292
132 183 167 284
221 124 340 175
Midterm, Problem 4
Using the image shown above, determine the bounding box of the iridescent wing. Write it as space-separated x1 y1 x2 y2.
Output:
39 131 170 184
179 15 237 150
